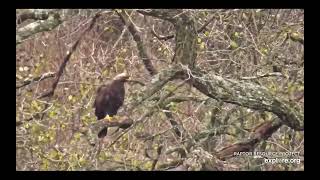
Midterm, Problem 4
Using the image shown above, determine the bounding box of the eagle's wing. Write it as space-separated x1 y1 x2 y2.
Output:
94 85 107 107
94 85 110 119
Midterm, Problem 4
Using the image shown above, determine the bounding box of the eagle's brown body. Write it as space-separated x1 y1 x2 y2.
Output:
93 73 129 138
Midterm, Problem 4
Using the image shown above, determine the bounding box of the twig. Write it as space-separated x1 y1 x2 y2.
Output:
126 80 145 86
240 72 285 80
151 25 174 41
151 15 215 41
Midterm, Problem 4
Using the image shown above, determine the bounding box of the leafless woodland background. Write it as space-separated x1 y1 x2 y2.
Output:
16 9 304 171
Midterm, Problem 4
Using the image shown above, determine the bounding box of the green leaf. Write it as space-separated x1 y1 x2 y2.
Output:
74 132 82 140
48 110 55 117
41 159 49 170
31 100 41 111
230 40 239 49
261 48 268 55
48 149 58 159
234 32 240 38
144 161 153 170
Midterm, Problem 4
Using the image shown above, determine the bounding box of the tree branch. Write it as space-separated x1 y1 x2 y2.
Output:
216 119 283 160
136 9 182 23
16 72 56 89
184 68 303 130
16 10 62 45
116 10 157 75
240 72 285 80
16 9 55 24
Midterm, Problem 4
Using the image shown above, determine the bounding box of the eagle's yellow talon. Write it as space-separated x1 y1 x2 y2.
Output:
104 115 113 122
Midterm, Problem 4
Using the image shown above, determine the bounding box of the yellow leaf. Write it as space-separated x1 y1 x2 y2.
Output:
48 110 57 118
24 123 30 129
200 42 205 50
16 74 23 79
68 95 73 101
74 132 82 140
197 38 202 43
23 66 29 71
261 48 268 55
79 156 86 165
38 135 44 142
291 32 299 38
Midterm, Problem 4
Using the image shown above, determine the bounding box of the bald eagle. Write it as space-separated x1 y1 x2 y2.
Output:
93 72 129 138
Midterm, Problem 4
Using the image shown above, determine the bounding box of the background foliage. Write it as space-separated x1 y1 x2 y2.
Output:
16 9 304 171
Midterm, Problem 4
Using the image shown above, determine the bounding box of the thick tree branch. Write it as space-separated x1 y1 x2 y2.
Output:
16 10 62 45
185 68 303 130
16 9 54 24
216 120 283 160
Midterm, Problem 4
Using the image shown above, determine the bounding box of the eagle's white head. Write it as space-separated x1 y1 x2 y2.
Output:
113 71 130 81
